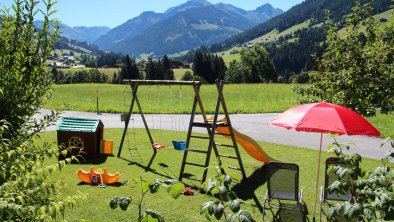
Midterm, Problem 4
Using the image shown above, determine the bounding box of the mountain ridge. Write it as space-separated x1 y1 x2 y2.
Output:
94 0 283 56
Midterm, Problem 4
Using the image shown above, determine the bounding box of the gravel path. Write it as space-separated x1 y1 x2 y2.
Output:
39 109 391 160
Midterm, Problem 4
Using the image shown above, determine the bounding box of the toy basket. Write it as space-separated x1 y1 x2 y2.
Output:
172 141 186 151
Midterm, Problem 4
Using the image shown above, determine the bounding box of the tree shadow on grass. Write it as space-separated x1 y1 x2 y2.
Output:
232 165 268 213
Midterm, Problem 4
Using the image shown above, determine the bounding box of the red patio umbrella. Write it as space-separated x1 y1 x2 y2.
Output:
268 102 380 221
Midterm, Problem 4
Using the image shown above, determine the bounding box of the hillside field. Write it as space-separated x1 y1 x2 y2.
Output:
59 67 120 78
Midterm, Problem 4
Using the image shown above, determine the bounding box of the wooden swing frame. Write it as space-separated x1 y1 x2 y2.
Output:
118 79 246 186
118 80 203 168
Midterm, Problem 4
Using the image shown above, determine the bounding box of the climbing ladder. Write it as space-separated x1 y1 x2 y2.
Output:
179 80 247 184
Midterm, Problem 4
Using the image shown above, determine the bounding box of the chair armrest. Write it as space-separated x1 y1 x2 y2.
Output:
299 187 304 204
262 190 269 220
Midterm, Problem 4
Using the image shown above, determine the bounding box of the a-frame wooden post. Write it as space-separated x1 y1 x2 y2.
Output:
179 80 247 185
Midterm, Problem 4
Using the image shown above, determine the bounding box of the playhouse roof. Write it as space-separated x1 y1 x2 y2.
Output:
57 117 102 133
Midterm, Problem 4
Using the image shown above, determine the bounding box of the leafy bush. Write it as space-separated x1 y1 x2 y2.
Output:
200 164 256 221
0 0 83 220
325 138 394 221
295 3 394 116
110 177 185 222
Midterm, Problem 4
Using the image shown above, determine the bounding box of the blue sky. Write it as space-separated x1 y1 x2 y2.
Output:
1 0 304 28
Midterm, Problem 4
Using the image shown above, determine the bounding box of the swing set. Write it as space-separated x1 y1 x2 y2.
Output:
118 80 272 185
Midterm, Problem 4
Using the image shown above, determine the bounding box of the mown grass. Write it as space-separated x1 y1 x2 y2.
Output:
41 129 387 221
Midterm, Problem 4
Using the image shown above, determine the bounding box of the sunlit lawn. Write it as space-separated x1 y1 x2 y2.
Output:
41 128 386 222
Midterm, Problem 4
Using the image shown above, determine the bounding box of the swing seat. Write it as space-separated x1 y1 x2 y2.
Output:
172 140 186 151
152 143 166 149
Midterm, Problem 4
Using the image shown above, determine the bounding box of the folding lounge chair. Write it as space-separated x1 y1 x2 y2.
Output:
319 157 353 221
263 161 304 221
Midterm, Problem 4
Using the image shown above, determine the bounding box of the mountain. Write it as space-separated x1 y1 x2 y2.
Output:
59 24 110 43
94 0 283 56
94 0 214 52
34 21 110 43
207 0 392 78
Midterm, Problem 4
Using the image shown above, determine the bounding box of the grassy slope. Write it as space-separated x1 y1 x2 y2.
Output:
219 9 393 65
41 129 387 222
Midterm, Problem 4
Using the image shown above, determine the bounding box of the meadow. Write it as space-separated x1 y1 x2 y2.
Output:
41 129 386 222
46 83 394 138
59 67 120 78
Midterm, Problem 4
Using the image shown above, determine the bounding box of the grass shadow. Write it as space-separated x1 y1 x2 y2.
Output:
117 156 173 180
232 165 267 199
231 165 268 213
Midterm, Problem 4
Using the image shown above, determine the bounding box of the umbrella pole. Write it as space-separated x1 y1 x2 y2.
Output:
312 133 323 222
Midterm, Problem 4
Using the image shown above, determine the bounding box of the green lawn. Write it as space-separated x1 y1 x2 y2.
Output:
41 129 386 222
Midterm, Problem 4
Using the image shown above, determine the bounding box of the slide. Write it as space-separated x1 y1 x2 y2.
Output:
216 125 277 163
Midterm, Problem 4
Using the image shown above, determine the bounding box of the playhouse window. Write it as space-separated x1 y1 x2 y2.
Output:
69 136 84 148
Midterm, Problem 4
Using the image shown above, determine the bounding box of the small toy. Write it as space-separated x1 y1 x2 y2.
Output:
182 187 194 196
76 166 121 186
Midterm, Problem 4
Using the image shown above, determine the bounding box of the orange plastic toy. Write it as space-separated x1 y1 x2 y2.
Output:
76 166 121 185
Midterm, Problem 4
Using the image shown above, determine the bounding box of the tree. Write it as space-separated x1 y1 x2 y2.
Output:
162 55 175 80
118 54 140 83
0 0 82 220
295 3 394 116
192 51 227 83
239 45 276 83
224 60 244 83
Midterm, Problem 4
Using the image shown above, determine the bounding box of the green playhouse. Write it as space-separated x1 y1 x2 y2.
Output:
57 117 104 159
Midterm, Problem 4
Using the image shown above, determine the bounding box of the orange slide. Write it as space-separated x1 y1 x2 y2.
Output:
76 166 121 185
216 125 277 163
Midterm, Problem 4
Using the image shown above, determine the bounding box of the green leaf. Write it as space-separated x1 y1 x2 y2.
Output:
145 209 165 222
214 203 224 220
230 199 241 213
227 191 238 200
200 201 214 215
206 179 216 193
166 182 184 199
224 174 232 186
226 214 237 222
118 197 132 211
109 197 119 209
237 210 254 222
149 182 161 194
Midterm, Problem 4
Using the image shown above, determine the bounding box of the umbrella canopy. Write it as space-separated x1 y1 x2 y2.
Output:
269 102 380 136
268 102 380 221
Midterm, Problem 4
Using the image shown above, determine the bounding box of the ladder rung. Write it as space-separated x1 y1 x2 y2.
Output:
192 122 213 128
227 166 242 171
188 149 208 154
215 143 235 148
185 162 206 168
218 154 238 160
190 135 210 140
